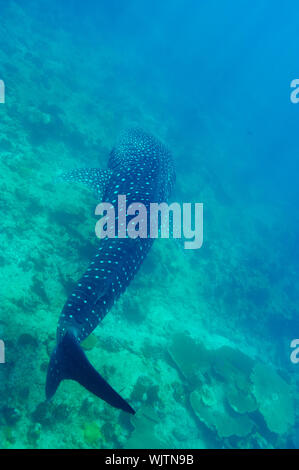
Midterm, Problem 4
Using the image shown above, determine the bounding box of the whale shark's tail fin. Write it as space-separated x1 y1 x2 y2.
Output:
46 331 135 414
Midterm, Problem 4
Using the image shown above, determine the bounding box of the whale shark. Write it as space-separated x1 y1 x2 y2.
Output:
46 128 175 414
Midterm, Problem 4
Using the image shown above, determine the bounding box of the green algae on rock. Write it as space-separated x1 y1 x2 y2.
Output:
81 333 98 351
83 422 102 446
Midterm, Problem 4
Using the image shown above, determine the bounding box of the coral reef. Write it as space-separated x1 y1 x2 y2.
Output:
169 333 295 447
251 363 294 435
125 405 168 449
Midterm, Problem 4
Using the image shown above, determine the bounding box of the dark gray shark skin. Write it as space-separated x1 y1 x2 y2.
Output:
46 129 175 414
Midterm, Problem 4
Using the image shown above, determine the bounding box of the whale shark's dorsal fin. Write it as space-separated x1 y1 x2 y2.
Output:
57 168 112 199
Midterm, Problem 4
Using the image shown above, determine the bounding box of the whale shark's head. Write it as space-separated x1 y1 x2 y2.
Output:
108 128 175 200
108 128 166 166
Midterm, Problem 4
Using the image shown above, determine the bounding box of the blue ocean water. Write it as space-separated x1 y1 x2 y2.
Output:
0 0 298 449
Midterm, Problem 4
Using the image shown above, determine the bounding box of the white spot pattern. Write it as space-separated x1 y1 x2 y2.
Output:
57 128 175 342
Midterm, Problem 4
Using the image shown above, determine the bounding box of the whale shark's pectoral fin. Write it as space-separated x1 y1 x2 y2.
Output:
57 168 112 199
46 331 135 415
